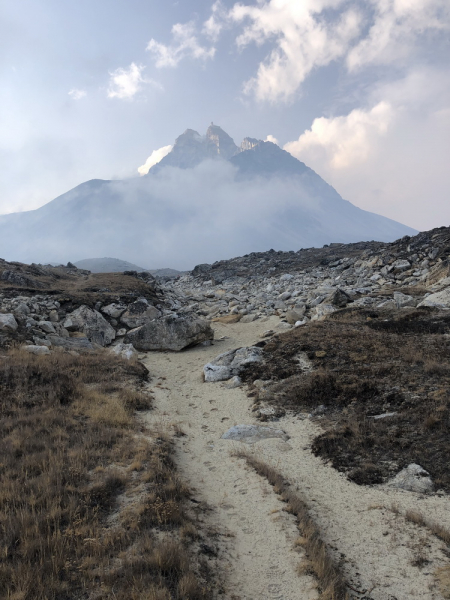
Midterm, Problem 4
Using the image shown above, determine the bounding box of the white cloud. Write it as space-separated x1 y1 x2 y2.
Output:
347 0 450 70
203 1 227 40
138 145 173 175
147 21 216 68
285 101 393 169
265 134 279 145
68 89 87 100
107 63 161 100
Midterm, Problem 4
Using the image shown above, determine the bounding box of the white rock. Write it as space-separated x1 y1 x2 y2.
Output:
24 345 50 355
109 342 138 360
387 464 434 494
418 286 450 308
0 314 18 332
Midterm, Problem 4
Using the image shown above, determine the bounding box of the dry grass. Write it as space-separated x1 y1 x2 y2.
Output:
0 349 209 600
233 450 349 600
404 510 450 545
242 307 450 490
437 565 450 599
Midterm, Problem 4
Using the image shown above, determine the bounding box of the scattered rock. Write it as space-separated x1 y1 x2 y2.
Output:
221 424 289 444
0 314 18 332
120 299 160 328
64 306 116 346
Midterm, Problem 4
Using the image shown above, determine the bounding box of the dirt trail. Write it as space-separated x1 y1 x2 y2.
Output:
142 318 450 600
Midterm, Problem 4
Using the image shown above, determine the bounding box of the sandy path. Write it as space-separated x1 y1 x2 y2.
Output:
141 318 450 600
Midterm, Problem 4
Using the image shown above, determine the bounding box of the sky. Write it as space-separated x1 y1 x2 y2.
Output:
1 0 449 232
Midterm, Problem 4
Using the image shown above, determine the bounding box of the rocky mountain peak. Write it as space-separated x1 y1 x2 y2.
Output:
206 123 239 159
240 137 261 152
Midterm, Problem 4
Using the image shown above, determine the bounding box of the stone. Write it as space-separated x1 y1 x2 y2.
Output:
225 376 242 388
393 292 416 308
0 314 18 332
101 303 127 319
392 259 411 273
24 345 50 355
311 304 337 321
221 424 289 444
120 300 160 328
211 314 242 324
125 314 213 351
329 288 351 308
418 286 450 308
47 335 94 350
14 302 30 315
387 464 433 494
109 342 138 360
285 308 305 324
49 310 59 322
240 314 257 323
39 321 56 334
203 346 263 382
63 306 115 346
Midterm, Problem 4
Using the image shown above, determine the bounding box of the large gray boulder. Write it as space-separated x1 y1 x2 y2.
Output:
119 299 160 328
418 287 450 309
204 346 263 382
125 314 213 351
387 464 434 494
0 314 18 332
63 306 115 346
47 335 94 350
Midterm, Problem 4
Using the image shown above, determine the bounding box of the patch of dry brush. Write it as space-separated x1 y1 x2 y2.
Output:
0 350 208 600
243 307 450 490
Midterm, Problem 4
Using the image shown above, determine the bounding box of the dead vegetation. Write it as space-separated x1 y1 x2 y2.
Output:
233 450 349 600
0 349 209 600
242 306 450 490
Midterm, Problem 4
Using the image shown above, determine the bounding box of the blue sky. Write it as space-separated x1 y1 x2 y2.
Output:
1 0 449 230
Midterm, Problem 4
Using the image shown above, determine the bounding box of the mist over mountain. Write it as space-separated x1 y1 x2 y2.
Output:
0 125 417 270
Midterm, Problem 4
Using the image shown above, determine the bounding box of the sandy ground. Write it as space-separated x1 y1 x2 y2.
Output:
142 317 450 600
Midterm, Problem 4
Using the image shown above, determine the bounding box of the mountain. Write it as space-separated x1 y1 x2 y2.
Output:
0 125 417 269
74 257 147 273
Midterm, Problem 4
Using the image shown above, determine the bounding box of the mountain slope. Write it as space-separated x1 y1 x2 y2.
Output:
0 125 417 269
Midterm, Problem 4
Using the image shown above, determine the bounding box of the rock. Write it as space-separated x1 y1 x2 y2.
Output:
63 306 115 346
221 424 289 444
24 345 50 355
204 346 263 382
387 463 434 493
0 314 18 332
225 376 242 388
392 259 411 273
101 303 127 319
418 286 450 308
14 302 30 315
212 314 242 324
0 270 41 288
47 335 94 350
120 299 160 328
109 342 138 360
278 291 291 301
125 314 213 351
329 288 351 308
116 328 127 336
393 292 416 308
276 322 292 330
39 321 56 334
49 310 59 322
311 304 337 321
285 308 305 324
240 314 257 323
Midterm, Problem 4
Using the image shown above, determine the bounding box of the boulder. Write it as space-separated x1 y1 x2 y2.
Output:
329 288 352 308
221 424 289 444
120 299 160 328
39 321 56 334
311 304 337 321
240 314 257 323
101 303 127 319
203 346 263 382
109 342 138 360
48 335 94 350
24 345 50 356
285 308 305 324
418 286 450 309
393 292 416 309
0 314 18 332
387 463 433 494
63 306 115 346
125 314 213 351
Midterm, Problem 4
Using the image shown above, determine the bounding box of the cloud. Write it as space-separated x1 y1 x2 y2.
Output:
195 0 450 102
138 145 173 175
265 134 279 145
285 101 393 169
147 21 216 68
283 67 450 230
347 0 450 71
107 63 162 99
68 89 87 100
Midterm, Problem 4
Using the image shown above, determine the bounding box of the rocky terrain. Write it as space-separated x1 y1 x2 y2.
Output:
2 226 450 599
